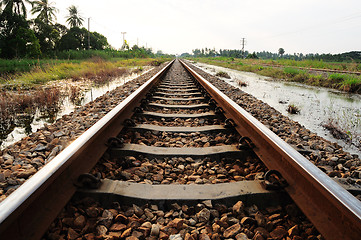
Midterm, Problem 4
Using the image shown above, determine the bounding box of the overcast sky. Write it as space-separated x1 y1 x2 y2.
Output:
33 0 361 55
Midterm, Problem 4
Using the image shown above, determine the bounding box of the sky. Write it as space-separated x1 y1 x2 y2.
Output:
30 0 361 55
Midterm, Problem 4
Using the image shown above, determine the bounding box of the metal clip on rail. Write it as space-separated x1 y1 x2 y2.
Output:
106 137 124 148
123 119 136 127
74 173 101 189
133 107 143 113
208 99 217 107
238 136 255 150
140 99 149 108
146 93 153 99
224 118 236 128
262 170 288 190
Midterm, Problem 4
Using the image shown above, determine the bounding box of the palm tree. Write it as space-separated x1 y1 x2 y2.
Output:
66 5 84 28
30 0 57 25
1 0 32 17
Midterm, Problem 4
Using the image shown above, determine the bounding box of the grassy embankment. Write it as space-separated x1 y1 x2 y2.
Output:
190 57 361 94
0 57 168 88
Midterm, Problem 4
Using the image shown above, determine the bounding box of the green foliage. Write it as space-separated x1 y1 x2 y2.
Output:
283 67 304 76
31 0 58 25
278 48 285 56
0 11 41 58
246 52 258 59
329 73 346 81
31 18 63 55
66 5 84 28
57 27 109 51
0 59 80 75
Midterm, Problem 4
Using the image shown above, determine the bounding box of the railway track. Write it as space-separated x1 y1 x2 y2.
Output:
0 59 360 239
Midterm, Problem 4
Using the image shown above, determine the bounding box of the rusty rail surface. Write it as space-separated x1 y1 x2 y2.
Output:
0 60 174 240
180 59 361 240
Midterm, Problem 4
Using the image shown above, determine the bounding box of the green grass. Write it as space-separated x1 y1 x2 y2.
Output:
283 67 306 76
189 57 361 94
0 58 170 88
0 59 81 76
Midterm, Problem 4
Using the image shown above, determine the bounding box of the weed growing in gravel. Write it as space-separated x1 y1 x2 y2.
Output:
287 104 300 114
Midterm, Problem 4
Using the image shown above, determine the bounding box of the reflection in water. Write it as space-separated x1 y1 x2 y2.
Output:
195 62 361 156
0 70 149 150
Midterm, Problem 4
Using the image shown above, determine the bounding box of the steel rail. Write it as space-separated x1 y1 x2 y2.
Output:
180 59 361 240
0 60 174 240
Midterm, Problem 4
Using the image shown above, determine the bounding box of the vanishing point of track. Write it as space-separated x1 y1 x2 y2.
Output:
0 59 360 240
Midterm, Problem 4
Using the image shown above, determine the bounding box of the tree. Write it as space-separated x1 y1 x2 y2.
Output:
66 5 84 28
31 18 64 55
278 48 285 57
0 6 41 58
58 27 87 51
90 31 109 50
246 52 259 59
0 0 31 17
30 0 57 25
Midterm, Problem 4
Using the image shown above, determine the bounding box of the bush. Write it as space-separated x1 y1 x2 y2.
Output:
215 71 231 79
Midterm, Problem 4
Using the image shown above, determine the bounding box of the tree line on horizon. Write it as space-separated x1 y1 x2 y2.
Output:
181 48 361 62
0 0 156 59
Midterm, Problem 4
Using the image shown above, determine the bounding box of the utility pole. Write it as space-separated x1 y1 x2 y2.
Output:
88 18 90 50
240 38 246 58
121 32 127 49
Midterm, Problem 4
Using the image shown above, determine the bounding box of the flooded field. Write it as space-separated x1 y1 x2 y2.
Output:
194 62 361 156
0 68 151 149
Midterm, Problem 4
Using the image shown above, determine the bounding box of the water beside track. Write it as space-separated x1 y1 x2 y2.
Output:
194 62 361 156
0 68 152 150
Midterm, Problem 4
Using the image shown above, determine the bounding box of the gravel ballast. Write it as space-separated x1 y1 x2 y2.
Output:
0 64 167 202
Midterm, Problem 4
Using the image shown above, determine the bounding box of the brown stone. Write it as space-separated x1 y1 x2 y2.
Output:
185 232 195 240
288 225 300 237
84 233 96 240
86 207 100 218
121 228 132 238
270 226 288 239
125 236 139 240
197 208 211 222
254 227 271 238
108 231 122 239
253 232 265 240
269 213 281 221
109 223 127 232
223 223 241 238
133 204 144 217
67 228 79 240
168 218 185 230
115 213 128 223
212 223 221 233
159 231 169 239
199 233 211 240
73 215 86 228
235 232 249 240
151 224 160 236
233 201 244 214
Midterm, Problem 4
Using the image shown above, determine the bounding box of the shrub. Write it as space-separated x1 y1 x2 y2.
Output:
215 71 231 79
